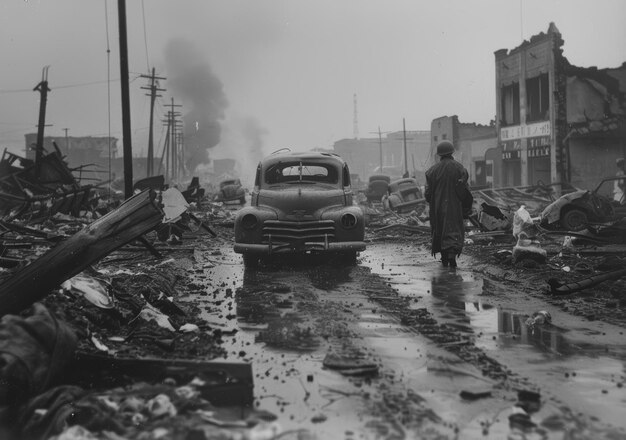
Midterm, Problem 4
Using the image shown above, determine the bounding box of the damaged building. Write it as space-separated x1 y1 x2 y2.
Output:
493 22 626 190
429 116 497 188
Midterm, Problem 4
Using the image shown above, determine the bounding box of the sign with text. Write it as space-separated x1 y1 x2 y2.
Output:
528 146 551 158
501 140 521 151
502 150 521 160
500 121 551 141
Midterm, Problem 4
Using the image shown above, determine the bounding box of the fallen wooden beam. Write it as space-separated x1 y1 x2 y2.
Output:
547 267 626 295
0 190 164 316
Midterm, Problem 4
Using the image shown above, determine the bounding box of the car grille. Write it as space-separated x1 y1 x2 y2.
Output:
262 220 335 243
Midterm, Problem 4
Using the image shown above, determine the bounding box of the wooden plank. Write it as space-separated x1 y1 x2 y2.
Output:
0 190 164 316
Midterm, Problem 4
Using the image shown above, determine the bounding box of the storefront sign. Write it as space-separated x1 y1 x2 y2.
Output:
501 140 521 151
528 146 551 158
528 136 550 148
502 150 521 160
500 121 551 141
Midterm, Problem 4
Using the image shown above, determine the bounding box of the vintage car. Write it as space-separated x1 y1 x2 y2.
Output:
540 176 626 231
383 177 425 213
214 178 246 204
234 151 366 266
364 174 391 202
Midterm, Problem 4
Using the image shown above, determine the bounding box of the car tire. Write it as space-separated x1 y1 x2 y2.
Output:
561 208 588 231
242 254 259 268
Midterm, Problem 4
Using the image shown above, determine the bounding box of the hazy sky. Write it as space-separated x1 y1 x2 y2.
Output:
1 0 625 166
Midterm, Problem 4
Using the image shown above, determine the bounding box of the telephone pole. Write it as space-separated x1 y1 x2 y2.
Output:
370 127 389 174
117 0 133 198
402 118 408 177
140 68 166 177
162 98 182 183
63 128 70 151
169 98 182 182
34 66 51 176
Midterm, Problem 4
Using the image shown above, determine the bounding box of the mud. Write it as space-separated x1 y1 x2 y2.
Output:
179 226 626 439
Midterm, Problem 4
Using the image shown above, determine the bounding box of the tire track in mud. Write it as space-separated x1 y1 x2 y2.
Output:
359 241 626 439
234 262 457 439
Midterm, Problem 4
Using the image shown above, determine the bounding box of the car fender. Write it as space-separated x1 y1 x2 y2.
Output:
541 190 587 225
320 205 365 239
234 206 278 242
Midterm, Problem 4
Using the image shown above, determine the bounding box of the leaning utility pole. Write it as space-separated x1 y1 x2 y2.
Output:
117 0 133 198
140 68 166 177
34 66 51 176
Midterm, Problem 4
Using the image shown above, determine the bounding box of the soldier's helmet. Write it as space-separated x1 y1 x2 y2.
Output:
436 140 455 156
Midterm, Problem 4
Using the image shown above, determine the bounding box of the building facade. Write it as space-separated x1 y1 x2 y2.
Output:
24 134 119 182
494 22 625 190
429 115 496 187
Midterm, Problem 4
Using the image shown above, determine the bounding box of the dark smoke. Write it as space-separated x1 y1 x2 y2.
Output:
164 38 228 173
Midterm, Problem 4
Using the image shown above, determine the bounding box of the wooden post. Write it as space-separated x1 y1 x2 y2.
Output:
117 0 133 198
0 190 163 317
34 66 51 176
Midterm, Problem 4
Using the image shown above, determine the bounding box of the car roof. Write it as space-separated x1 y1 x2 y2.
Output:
260 151 346 168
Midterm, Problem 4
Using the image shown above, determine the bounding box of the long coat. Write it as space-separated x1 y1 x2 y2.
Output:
424 156 470 257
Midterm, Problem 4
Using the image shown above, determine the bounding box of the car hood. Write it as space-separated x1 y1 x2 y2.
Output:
257 187 345 216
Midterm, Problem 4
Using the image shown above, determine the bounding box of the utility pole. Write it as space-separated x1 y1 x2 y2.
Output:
168 98 182 182
63 127 70 155
402 118 408 177
117 0 133 198
140 68 166 177
34 66 51 176
377 127 384 173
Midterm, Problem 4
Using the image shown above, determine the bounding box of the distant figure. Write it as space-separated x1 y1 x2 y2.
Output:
425 140 472 268
614 158 625 203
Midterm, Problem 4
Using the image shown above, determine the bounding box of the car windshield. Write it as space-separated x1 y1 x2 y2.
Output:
264 162 339 185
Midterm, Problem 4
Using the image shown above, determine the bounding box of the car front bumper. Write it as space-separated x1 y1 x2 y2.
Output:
234 241 366 255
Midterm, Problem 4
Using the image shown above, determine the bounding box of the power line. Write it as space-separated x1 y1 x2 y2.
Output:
141 0 150 72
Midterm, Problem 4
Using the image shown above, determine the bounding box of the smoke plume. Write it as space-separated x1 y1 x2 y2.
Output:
164 38 228 173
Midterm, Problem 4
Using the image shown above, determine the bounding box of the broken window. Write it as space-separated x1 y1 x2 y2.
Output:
526 73 550 122
501 82 520 126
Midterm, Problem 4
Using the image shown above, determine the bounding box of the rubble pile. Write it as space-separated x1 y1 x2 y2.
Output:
0 183 276 440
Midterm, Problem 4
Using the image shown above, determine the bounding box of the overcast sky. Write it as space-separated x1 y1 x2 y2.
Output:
1 0 625 167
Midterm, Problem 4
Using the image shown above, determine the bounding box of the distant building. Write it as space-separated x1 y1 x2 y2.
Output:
494 22 626 190
429 116 496 187
24 134 119 182
333 130 431 183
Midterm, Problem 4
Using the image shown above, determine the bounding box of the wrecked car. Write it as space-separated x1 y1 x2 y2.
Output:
384 177 425 213
364 174 391 202
540 176 626 230
233 151 365 266
214 178 245 204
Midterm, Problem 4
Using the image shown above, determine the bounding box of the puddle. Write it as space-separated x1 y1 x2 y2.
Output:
361 242 626 431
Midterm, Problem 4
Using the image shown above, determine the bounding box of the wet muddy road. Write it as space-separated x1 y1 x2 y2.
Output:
182 234 626 439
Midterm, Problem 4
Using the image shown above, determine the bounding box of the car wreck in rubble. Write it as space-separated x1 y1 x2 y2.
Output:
383 177 425 213
541 176 626 231
214 178 246 204
233 150 366 267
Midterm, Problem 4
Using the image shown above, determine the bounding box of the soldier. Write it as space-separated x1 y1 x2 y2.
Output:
425 140 472 268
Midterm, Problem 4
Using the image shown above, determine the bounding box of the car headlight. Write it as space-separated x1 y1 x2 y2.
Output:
241 213 259 230
341 213 358 229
